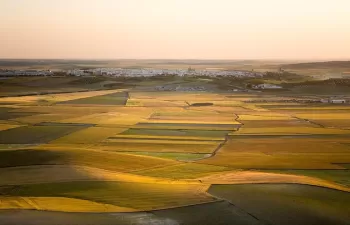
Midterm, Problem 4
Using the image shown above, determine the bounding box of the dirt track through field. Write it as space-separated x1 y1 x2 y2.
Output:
195 113 242 161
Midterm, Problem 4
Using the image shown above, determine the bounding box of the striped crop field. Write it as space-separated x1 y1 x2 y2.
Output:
1 84 350 217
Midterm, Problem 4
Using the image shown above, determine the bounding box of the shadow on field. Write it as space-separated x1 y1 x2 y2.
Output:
209 184 350 225
0 150 64 168
0 125 87 144
0 149 112 199
0 201 263 225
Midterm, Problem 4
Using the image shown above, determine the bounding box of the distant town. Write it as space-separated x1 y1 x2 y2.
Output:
0 67 262 78
0 69 53 76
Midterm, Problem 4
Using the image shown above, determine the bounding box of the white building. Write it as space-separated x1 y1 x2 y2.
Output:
253 84 282 89
330 99 346 104
321 98 347 104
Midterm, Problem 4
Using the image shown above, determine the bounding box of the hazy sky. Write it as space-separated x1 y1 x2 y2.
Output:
1 0 350 60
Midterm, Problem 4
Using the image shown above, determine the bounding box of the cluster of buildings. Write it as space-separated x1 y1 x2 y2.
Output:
252 83 283 90
321 98 347 104
0 69 53 77
1 67 262 78
67 68 261 78
155 85 206 91
342 72 350 79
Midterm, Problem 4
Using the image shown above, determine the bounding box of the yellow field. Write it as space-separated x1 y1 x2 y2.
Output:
51 127 128 144
186 100 242 107
60 108 153 125
127 98 186 107
275 106 350 110
105 138 221 146
296 113 350 120
200 152 348 169
113 134 225 141
134 124 236 131
150 93 226 101
219 138 350 153
11 105 118 114
97 142 217 153
18 147 179 172
314 119 350 128
1 89 350 214
0 89 124 104
242 120 321 129
240 104 269 111
14 113 79 124
199 171 350 192
253 102 303 106
133 163 230 179
189 106 253 114
146 119 240 125
0 197 135 212
0 165 206 186
0 124 22 131
6 182 215 211
234 127 350 135
238 114 294 121
199 137 350 169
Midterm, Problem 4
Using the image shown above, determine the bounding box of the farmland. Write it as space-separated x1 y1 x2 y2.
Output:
0 76 350 225
2 181 214 211
209 184 350 225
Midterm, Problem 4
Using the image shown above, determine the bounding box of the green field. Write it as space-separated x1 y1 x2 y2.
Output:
0 125 87 144
59 92 128 105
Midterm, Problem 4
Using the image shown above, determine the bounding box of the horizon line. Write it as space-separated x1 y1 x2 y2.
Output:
0 58 350 62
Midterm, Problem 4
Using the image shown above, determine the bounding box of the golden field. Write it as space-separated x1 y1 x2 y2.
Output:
0 85 349 214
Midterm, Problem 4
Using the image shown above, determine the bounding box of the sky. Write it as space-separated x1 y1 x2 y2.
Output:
0 0 350 60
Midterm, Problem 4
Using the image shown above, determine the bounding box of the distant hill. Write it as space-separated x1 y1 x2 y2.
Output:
282 61 350 69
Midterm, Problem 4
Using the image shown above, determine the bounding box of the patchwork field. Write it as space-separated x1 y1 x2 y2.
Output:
0 81 350 225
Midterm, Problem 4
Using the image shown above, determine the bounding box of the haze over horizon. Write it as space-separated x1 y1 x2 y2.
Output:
1 0 350 60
